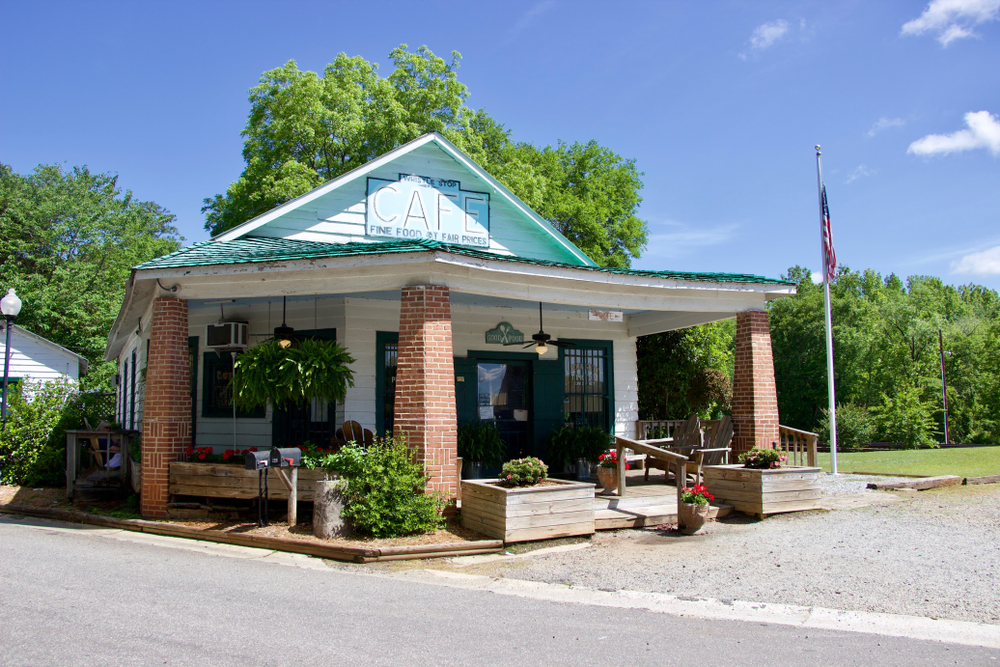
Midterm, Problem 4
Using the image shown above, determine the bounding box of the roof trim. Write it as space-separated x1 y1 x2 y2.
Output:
211 132 597 267
136 237 794 287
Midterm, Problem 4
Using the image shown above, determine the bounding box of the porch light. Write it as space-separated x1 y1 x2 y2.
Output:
535 341 548 355
274 296 294 348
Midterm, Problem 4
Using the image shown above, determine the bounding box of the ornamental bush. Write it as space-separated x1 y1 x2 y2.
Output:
818 403 876 451
497 457 548 487
0 377 112 486
321 439 445 538
457 420 505 465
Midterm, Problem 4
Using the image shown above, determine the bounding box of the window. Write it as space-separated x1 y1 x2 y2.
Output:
375 332 399 436
202 352 264 418
563 346 611 430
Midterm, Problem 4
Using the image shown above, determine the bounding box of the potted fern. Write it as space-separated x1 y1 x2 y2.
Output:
232 338 356 414
457 420 506 479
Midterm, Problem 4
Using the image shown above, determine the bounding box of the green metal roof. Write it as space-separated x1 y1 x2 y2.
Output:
136 237 793 286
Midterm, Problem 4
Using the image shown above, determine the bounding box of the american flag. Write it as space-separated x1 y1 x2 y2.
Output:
821 185 837 282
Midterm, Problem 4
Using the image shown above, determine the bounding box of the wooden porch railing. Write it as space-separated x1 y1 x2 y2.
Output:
778 425 818 467
636 420 819 467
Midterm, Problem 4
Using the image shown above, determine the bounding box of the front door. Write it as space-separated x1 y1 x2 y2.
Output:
477 361 531 460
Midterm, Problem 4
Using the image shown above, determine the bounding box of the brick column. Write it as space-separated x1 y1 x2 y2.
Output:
141 297 192 519
731 309 780 457
393 285 458 503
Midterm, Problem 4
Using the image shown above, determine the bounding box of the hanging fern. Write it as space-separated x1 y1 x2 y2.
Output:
232 338 356 411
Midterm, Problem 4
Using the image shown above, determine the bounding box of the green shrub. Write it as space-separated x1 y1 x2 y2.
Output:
321 438 445 538
818 403 876 451
457 421 505 465
497 456 548 487
873 385 939 449
546 425 611 468
0 377 86 486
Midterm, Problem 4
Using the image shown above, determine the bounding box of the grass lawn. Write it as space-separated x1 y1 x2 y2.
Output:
817 447 1000 478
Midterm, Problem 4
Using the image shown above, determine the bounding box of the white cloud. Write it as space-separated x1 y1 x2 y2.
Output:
750 19 789 50
951 244 1000 274
644 221 739 260
907 110 1000 156
510 0 556 35
868 117 906 137
901 0 1000 46
810 271 824 284
845 164 874 184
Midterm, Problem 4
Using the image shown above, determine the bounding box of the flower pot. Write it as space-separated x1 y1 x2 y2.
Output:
576 459 593 480
678 502 710 535
596 466 618 493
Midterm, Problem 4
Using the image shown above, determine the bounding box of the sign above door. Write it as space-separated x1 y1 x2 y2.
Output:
366 174 490 247
485 322 524 345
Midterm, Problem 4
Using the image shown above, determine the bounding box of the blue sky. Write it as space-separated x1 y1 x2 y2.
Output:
2 1 999 290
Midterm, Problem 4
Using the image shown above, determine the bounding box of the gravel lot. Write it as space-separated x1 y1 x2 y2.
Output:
352 476 1000 624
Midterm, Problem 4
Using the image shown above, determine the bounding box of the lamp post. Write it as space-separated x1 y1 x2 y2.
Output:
2 288 23 423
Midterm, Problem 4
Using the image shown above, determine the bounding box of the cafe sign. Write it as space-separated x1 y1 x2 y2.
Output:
485 322 523 345
366 174 490 248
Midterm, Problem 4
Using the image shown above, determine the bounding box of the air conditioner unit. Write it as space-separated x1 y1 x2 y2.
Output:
206 322 249 350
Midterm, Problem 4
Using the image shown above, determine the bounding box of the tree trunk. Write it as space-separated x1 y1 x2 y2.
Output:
312 479 350 539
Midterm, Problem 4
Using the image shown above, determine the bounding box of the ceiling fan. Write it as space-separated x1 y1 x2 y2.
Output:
505 302 577 355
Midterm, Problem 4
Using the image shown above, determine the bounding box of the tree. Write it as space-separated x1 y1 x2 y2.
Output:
204 45 648 268
0 164 182 389
636 321 735 420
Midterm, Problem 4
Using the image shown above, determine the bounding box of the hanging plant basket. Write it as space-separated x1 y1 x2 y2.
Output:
232 338 356 411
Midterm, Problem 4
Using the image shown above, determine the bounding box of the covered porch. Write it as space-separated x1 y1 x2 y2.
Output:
107 238 795 520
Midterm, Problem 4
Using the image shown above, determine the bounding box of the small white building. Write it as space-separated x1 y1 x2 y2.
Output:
1 323 89 385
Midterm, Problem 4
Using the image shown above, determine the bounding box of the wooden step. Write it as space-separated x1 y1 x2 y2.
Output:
595 503 731 530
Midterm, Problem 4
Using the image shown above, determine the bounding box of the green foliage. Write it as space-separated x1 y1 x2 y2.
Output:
637 321 734 420
456 421 505 465
497 456 548 487
203 46 647 268
321 439 445 538
0 164 182 390
769 266 999 445
129 434 141 463
872 385 939 449
739 447 786 469
232 338 356 411
0 377 98 486
818 404 876 451
546 425 612 468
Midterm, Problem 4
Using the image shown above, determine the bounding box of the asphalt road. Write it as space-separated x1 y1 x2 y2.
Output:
0 514 995 667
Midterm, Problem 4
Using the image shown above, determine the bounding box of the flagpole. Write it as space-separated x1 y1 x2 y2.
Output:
815 145 838 474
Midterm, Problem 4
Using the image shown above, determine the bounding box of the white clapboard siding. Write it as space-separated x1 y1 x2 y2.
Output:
138 295 639 449
0 325 86 382
247 142 582 265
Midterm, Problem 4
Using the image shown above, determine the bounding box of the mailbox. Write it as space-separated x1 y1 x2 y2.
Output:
245 451 270 470
269 447 301 468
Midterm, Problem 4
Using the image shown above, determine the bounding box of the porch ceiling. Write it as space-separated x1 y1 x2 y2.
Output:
106 247 792 360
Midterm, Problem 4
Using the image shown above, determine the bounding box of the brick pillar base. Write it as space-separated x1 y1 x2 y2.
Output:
731 309 780 458
393 286 458 503
141 297 192 519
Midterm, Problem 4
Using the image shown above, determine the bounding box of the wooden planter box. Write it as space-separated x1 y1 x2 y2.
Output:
169 462 327 501
461 478 595 543
703 464 822 518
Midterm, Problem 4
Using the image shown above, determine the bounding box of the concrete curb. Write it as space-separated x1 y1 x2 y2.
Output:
0 504 502 563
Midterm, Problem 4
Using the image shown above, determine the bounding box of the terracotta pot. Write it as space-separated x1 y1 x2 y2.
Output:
678 502 710 535
596 466 618 493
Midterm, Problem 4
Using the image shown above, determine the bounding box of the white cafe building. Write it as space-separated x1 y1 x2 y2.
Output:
104 132 794 518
